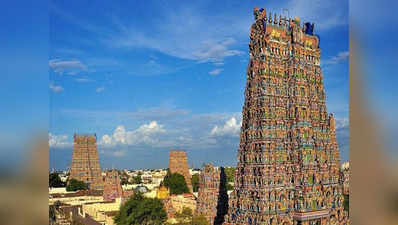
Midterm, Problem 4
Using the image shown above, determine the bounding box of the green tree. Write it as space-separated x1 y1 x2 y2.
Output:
49 172 66 188
49 206 56 225
120 171 130 185
132 174 142 184
191 174 200 192
163 172 190 195
114 193 167 225
192 214 210 225
174 207 193 224
343 194 349 212
66 178 88 192
224 167 235 183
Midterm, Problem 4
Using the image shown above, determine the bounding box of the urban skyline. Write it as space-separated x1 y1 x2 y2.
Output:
49 0 349 170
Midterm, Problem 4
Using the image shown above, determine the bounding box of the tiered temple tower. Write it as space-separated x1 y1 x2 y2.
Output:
223 8 347 225
70 134 103 190
169 150 193 192
196 164 221 224
103 169 134 203
103 170 123 201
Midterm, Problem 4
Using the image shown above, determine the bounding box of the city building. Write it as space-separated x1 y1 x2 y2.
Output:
49 190 104 206
223 7 348 225
169 150 193 192
81 198 121 224
69 134 103 190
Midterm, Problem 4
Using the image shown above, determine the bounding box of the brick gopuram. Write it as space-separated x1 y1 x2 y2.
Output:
223 8 348 225
169 150 193 192
70 134 103 190
196 164 221 224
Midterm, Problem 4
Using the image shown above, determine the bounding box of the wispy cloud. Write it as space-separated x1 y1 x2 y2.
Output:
192 38 243 64
112 150 126 157
49 59 87 74
75 77 95 83
104 7 248 65
324 51 349 65
96 87 105 93
209 68 223 76
49 83 64 93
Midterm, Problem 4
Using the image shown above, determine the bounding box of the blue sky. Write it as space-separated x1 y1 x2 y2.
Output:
48 0 349 170
0 1 49 169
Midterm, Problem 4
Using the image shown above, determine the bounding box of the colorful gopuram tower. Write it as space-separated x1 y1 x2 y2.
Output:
69 134 103 190
223 8 347 225
196 164 221 224
169 150 193 192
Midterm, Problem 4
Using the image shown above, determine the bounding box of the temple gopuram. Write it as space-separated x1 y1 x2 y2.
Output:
103 170 123 201
69 134 103 190
195 164 221 224
103 169 134 203
223 7 348 225
169 150 193 192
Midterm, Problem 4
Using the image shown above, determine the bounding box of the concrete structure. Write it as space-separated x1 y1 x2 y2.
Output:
169 150 193 192
82 198 121 224
223 7 348 225
49 190 104 206
49 187 69 195
70 134 103 190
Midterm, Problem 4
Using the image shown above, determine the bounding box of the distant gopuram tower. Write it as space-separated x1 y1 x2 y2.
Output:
169 150 193 192
70 134 103 190
103 170 123 201
196 164 221 224
223 7 348 225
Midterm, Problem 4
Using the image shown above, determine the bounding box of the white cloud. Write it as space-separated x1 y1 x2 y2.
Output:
324 51 349 65
101 134 113 145
210 117 241 137
96 87 105 93
100 121 166 147
49 133 72 148
49 59 87 74
49 83 64 93
209 68 223 75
